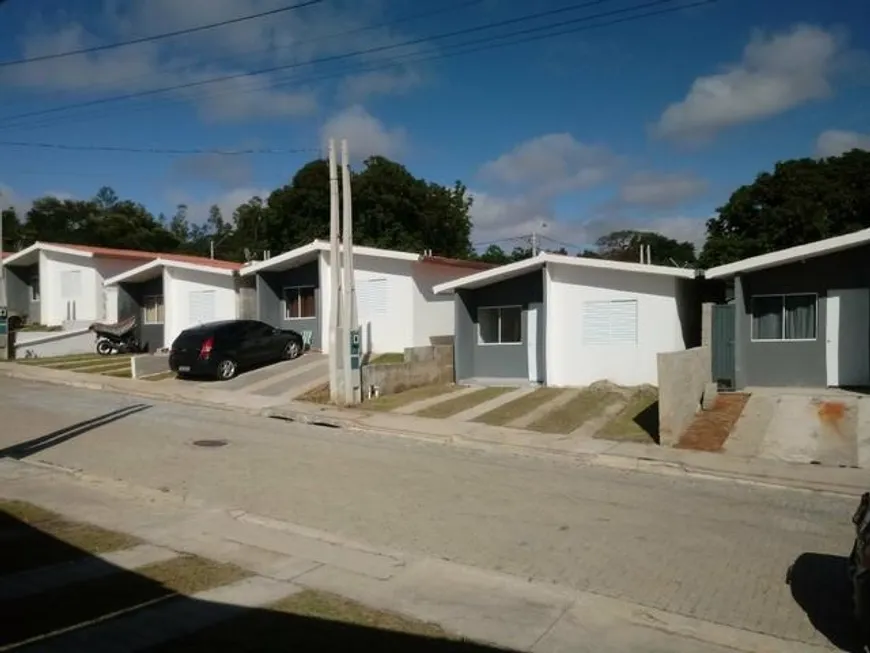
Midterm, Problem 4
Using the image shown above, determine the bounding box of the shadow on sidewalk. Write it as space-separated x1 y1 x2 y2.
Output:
787 552 865 652
0 506 515 652
0 404 151 460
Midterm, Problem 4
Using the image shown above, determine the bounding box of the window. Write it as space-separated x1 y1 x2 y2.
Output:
283 286 316 319
751 294 817 341
478 306 522 344
30 272 40 302
582 300 638 346
143 295 165 324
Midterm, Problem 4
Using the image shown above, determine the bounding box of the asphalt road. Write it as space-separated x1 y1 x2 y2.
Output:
0 378 859 649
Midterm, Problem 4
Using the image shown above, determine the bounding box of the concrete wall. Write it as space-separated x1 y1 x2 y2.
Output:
131 353 170 378
236 276 257 319
165 267 237 345
14 329 95 358
410 262 466 347
361 345 454 398
547 262 688 387
657 346 711 447
454 270 543 382
734 244 870 389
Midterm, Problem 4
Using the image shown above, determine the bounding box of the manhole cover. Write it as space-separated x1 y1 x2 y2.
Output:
192 439 228 448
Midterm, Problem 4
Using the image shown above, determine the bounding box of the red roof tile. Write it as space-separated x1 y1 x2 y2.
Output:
420 255 498 271
44 242 242 270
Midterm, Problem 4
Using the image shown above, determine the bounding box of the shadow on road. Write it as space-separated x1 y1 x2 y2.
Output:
788 552 865 653
0 507 514 652
0 404 151 460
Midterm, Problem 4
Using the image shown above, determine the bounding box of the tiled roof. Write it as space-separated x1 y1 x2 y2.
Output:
43 242 242 270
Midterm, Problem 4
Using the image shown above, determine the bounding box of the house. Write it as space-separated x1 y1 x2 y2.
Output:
1 242 175 327
432 252 700 387
704 228 870 390
102 255 245 351
239 240 493 354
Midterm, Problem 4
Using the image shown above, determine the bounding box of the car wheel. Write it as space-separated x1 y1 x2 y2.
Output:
216 359 237 381
283 340 302 360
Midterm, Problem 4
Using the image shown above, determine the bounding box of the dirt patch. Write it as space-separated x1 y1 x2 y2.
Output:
415 386 515 419
528 387 624 434
472 388 566 426
361 384 458 412
596 386 660 444
298 382 331 404
676 392 750 452
151 589 466 652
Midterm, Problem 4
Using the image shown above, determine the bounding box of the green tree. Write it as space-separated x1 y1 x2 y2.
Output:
700 149 870 267
581 230 696 266
1 206 21 252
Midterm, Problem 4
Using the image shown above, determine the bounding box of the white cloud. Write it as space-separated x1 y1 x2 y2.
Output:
618 171 708 208
171 154 253 188
0 184 33 215
469 191 554 244
320 105 407 159
479 133 619 196
655 24 848 142
816 129 870 157
337 68 422 103
0 0 429 123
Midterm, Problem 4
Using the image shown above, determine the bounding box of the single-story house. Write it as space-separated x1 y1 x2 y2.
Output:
239 240 493 354
1 242 174 327
432 252 701 387
704 227 870 389
103 255 245 351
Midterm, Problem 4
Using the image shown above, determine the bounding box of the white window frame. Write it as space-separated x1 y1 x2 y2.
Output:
283 285 316 320
749 292 818 342
30 272 40 302
142 294 165 325
477 304 523 346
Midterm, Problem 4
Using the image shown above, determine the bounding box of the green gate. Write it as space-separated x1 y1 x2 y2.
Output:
711 304 736 390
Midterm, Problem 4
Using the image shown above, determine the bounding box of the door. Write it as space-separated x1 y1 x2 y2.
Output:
826 288 870 387
526 304 541 383
711 305 736 389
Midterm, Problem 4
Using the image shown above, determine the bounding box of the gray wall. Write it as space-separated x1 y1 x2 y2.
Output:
735 245 870 388
256 260 321 349
4 265 34 322
454 270 543 382
120 277 164 350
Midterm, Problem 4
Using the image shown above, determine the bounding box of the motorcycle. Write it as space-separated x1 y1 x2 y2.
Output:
851 492 870 644
88 316 146 355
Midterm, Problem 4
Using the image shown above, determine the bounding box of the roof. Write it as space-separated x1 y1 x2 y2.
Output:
704 228 870 279
239 240 469 277
432 252 697 294
1 240 241 270
420 255 496 272
103 257 241 286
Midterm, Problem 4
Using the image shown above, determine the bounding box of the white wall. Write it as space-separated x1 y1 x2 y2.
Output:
164 267 238 345
411 263 467 346
320 252 415 354
546 262 686 387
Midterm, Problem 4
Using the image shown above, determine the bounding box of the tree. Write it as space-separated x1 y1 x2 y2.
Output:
580 230 696 266
1 206 21 252
700 149 870 267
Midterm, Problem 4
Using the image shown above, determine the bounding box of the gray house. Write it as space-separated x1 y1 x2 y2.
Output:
705 228 870 389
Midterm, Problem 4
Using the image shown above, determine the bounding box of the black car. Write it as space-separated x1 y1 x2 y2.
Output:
851 492 870 643
169 320 304 381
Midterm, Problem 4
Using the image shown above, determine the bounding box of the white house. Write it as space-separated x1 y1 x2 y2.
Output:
432 252 701 387
239 240 493 354
1 242 169 327
103 256 243 351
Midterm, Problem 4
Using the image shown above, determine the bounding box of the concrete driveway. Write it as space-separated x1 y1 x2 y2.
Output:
725 386 870 468
170 353 328 402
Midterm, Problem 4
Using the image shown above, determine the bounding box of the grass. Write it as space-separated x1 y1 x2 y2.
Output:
150 590 459 652
298 382 331 404
368 352 405 364
102 368 133 378
17 324 63 332
19 353 104 365
361 384 458 412
141 371 177 382
528 388 624 434
415 386 515 419
472 387 566 426
596 386 660 444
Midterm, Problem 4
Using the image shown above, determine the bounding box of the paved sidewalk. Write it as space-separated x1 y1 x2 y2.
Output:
0 460 833 653
1 361 866 497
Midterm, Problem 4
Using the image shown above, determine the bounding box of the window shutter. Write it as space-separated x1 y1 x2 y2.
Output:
582 300 638 345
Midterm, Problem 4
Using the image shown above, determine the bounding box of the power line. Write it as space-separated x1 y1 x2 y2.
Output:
0 0 325 69
1 0 714 132
0 0 647 124
0 140 319 155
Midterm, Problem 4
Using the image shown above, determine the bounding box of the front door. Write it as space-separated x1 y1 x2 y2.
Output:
826 288 870 387
527 304 540 383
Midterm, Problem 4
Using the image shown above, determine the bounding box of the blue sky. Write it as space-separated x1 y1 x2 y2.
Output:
0 0 868 252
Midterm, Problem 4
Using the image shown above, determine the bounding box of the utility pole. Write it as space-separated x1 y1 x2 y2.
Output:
328 139 341 403
531 231 538 256
340 139 358 405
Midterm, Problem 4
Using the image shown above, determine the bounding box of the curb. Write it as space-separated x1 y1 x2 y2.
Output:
3 364 866 498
